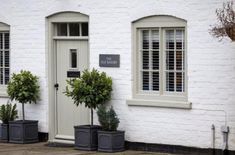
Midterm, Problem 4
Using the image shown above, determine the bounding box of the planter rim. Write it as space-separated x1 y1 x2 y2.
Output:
0 123 8 126
98 130 125 134
9 120 38 124
74 125 101 129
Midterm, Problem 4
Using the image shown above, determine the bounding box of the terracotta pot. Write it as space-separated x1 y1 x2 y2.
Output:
225 25 235 41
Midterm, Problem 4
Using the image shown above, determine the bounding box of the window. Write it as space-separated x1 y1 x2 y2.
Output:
128 15 190 108
141 29 160 91
70 49 77 68
57 23 67 36
0 32 10 85
0 22 10 96
140 28 185 93
55 22 88 37
165 29 185 92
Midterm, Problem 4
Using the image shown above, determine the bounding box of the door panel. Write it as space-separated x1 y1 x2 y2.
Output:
56 40 89 139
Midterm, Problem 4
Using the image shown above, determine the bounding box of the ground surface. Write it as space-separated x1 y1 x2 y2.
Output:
0 142 176 155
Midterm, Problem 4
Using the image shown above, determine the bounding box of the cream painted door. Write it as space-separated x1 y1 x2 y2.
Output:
55 40 89 140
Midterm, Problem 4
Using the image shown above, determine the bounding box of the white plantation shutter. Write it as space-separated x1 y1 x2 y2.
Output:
0 33 2 49
141 30 150 90
0 32 10 85
141 29 160 91
139 28 185 94
165 29 185 92
151 30 160 91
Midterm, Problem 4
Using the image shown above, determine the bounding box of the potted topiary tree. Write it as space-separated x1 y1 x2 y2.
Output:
0 102 18 142
65 68 112 150
97 105 125 152
7 70 40 143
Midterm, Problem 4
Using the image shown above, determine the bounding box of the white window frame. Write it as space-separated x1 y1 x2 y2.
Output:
127 15 191 109
0 22 10 97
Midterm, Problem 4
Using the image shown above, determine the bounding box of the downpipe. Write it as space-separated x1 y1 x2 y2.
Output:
211 124 215 150
211 124 215 154
195 108 229 154
221 125 229 155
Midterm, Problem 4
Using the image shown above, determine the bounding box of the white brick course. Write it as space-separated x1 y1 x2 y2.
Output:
0 0 234 151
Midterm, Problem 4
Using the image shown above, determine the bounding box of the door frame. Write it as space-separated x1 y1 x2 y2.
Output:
46 11 89 144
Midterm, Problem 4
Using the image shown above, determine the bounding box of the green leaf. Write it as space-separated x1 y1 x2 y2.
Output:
97 105 120 131
7 70 40 104
0 102 18 124
63 68 112 110
63 68 112 125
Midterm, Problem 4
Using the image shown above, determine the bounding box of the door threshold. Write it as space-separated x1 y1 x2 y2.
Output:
48 139 74 147
55 134 74 140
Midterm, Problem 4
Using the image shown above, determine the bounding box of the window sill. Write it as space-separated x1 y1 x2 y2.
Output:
126 99 192 109
0 92 8 98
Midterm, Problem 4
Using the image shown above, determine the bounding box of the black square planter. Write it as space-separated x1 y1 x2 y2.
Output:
98 130 125 152
0 124 9 142
9 120 38 144
74 125 101 151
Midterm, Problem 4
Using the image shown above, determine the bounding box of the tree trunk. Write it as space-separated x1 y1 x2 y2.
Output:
22 103 25 121
91 108 93 126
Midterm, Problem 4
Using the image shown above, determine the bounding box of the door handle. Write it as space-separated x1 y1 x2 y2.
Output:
54 83 59 90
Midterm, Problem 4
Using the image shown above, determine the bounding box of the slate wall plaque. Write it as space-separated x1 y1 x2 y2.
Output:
67 71 80 78
99 54 120 67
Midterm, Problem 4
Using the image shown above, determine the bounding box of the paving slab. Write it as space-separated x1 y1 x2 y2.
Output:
0 142 177 155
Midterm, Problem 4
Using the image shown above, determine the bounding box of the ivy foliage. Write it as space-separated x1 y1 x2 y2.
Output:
97 105 120 131
0 103 18 124
7 70 40 104
65 68 112 109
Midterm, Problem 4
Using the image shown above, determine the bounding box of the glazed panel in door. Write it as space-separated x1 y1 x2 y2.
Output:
56 40 89 140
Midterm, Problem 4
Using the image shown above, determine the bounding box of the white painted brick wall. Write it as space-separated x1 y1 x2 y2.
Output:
0 0 235 151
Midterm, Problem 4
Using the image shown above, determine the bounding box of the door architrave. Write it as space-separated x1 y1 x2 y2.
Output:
46 11 89 143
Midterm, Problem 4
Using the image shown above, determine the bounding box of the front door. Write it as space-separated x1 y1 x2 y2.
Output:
55 40 89 140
